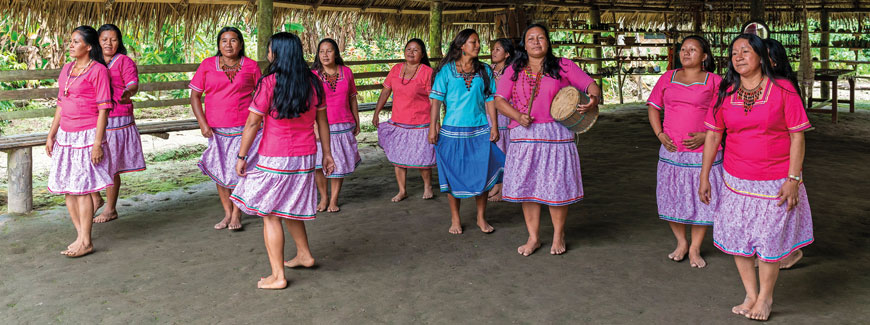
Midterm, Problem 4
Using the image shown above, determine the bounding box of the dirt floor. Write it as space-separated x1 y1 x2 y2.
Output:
1 105 869 324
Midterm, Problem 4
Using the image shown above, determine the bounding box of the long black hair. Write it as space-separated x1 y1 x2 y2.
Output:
764 38 802 104
406 38 430 67
432 28 491 97
716 34 776 108
510 23 561 81
311 38 345 73
73 25 107 66
214 27 245 58
493 38 516 70
257 32 324 120
673 35 715 72
96 24 128 56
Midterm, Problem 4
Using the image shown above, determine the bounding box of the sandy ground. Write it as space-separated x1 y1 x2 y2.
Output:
1 106 869 324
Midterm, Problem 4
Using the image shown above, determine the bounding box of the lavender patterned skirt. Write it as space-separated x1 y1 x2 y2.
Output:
47 128 113 195
502 122 583 206
656 146 724 225
494 113 511 153
105 115 146 176
377 120 436 169
197 126 262 188
713 170 814 263
230 155 317 220
316 122 361 178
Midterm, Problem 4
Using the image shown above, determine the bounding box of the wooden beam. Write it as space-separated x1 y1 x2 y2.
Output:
821 9 831 99
4 147 32 214
750 0 765 21
258 0 273 61
430 2 444 58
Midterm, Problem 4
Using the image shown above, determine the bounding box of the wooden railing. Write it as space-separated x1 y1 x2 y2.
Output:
0 58 410 214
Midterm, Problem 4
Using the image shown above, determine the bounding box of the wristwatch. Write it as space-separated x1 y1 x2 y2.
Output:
788 174 802 182
237 154 248 161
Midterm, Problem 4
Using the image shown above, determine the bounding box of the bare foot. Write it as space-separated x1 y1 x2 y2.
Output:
487 186 502 202
746 298 772 321
477 220 494 233
284 255 316 268
448 223 463 235
688 248 706 268
518 238 541 256
94 196 104 213
214 215 230 230
228 215 242 231
327 203 340 213
93 210 118 223
64 243 94 258
732 296 756 316
316 200 328 212
550 234 566 255
779 249 803 269
62 241 80 255
391 191 408 202
422 186 434 200
257 274 287 290
668 240 688 262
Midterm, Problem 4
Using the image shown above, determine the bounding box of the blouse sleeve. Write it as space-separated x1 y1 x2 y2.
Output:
562 58 595 94
646 70 671 110
121 56 139 89
485 66 496 102
383 64 398 89
249 77 273 116
345 66 358 98
189 60 208 93
495 65 517 102
704 96 725 133
93 67 114 110
56 64 68 101
782 83 811 132
429 66 449 101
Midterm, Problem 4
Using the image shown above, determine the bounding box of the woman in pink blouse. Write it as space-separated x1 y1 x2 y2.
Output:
700 34 813 321
312 38 361 213
231 32 334 289
647 36 723 268
372 38 435 202
89 24 146 224
189 27 263 231
46 25 114 258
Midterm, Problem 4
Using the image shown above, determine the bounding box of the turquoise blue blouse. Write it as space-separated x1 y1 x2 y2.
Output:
429 62 496 127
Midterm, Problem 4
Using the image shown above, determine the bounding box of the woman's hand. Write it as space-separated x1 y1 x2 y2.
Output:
657 132 678 152
777 179 801 211
120 89 134 104
199 124 213 138
235 158 247 177
372 114 380 128
517 114 533 127
429 124 440 144
490 127 500 142
698 177 711 205
45 136 55 157
577 95 600 114
91 145 104 165
353 124 361 136
682 132 706 150
322 154 336 176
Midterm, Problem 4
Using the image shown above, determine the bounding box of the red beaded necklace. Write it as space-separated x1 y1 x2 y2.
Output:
320 67 341 92
400 63 420 86
737 78 765 115
220 56 242 83
510 65 543 114
456 63 475 91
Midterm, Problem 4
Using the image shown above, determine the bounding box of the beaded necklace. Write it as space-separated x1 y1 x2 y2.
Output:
492 63 505 83
510 65 543 114
456 62 475 91
400 63 420 86
220 56 242 83
736 78 765 115
63 60 93 97
320 67 341 92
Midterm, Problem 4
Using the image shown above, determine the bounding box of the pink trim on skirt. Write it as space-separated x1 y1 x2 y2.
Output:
712 170 814 262
656 146 724 225
47 128 113 195
231 155 317 220
197 126 262 188
502 122 583 206
105 115 146 175
377 120 436 169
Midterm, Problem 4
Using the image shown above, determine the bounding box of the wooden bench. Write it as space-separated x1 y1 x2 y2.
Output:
807 69 856 123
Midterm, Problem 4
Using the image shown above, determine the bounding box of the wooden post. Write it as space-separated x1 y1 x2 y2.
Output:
5 148 33 214
257 0 273 61
587 6 602 76
750 0 764 22
429 1 443 58
821 10 831 100
693 11 703 33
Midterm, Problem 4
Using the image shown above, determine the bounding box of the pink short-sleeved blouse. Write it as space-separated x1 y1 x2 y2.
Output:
313 65 358 125
705 79 811 180
647 69 723 153
495 58 594 128
57 61 114 132
249 75 325 157
383 63 433 125
106 54 139 117
189 56 262 128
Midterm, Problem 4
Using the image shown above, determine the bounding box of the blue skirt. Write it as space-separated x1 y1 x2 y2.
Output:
435 125 505 198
